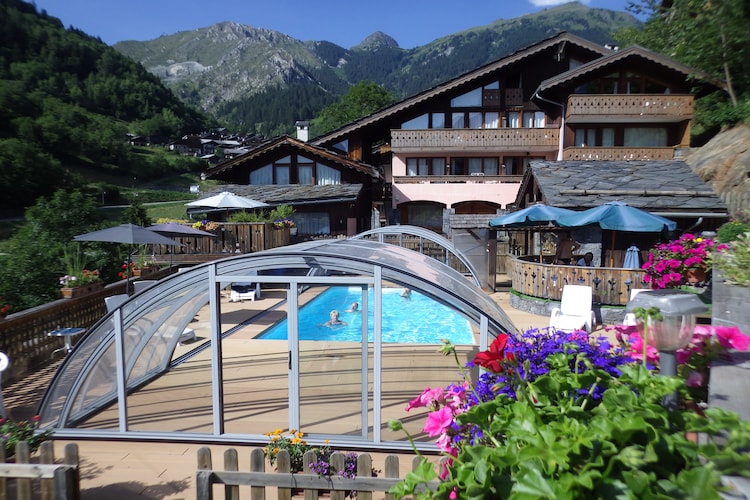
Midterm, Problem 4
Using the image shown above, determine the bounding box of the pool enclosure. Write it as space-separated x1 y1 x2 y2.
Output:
39 237 515 450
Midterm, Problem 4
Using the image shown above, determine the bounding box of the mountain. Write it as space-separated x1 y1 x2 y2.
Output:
0 0 216 211
114 2 641 135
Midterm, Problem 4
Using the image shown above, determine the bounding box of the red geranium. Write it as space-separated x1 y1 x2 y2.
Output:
472 334 514 372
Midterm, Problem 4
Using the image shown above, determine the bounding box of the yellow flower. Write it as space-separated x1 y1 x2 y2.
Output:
270 435 280 442
324 439 330 444
291 438 301 444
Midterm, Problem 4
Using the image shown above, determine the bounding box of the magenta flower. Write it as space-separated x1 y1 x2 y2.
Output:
423 406 455 437
714 325 750 351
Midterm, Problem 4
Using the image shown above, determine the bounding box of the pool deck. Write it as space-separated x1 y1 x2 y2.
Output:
2 288 586 499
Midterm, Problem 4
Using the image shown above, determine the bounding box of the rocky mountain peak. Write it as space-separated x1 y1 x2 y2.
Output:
352 31 399 51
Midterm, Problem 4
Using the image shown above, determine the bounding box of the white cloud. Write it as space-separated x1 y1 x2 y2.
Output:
529 0 592 6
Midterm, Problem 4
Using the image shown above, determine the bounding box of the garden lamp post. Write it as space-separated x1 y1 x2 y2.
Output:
626 290 708 410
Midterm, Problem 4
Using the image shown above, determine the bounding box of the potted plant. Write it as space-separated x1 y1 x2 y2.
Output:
263 429 314 473
59 246 102 298
0 415 53 457
390 330 750 499
642 233 725 289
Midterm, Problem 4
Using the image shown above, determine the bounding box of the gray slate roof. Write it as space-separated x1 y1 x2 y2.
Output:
527 160 726 212
204 184 363 206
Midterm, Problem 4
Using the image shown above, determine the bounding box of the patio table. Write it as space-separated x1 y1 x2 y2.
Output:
48 327 86 356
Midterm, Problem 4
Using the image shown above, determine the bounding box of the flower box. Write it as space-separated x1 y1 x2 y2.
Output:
60 281 104 299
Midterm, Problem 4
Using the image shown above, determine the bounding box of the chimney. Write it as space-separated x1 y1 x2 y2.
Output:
295 120 310 142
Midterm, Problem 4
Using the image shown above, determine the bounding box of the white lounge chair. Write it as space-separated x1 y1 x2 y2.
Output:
229 270 261 302
133 280 158 294
549 285 595 333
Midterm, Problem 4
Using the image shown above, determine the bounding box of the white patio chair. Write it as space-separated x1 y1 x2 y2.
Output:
549 285 595 333
622 288 650 326
229 270 261 302
133 280 158 294
104 294 129 313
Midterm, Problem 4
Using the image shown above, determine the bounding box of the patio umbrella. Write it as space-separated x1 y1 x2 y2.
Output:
556 201 677 233
147 222 216 267
73 223 183 294
489 203 576 228
490 204 576 263
185 191 268 220
557 202 676 266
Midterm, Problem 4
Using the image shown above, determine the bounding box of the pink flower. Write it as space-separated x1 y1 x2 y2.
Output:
423 406 454 437
405 387 444 411
714 326 750 351
686 370 705 387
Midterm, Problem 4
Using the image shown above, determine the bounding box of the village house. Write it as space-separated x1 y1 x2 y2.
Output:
204 31 725 242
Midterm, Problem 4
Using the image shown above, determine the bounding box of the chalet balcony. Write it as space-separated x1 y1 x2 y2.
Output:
563 147 676 161
565 94 694 123
390 128 559 153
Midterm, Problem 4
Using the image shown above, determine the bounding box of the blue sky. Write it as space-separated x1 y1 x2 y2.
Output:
28 0 636 49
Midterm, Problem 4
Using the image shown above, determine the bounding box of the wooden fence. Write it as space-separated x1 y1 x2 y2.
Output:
196 448 439 500
151 223 290 259
0 441 79 500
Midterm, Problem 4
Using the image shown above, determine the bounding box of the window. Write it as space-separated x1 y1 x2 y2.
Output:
449 157 499 175
574 127 616 147
406 158 445 176
316 164 340 185
431 113 445 129
507 112 520 128
402 113 429 129
624 127 667 147
250 164 272 184
451 87 482 107
450 111 501 129
294 212 330 235
484 112 499 129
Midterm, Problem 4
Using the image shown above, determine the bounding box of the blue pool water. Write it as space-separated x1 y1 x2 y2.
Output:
257 287 475 344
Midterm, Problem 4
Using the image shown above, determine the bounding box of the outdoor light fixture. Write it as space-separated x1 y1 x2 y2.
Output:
626 289 708 410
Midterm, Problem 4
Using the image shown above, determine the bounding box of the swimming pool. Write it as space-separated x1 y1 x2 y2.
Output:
257 286 475 344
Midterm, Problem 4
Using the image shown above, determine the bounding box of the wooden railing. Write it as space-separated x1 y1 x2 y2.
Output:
0 441 79 500
150 222 290 257
566 94 693 121
390 128 559 152
0 268 171 383
510 255 647 306
563 147 675 161
197 447 438 500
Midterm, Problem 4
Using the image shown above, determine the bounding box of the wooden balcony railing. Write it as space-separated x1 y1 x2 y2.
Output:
563 147 675 161
391 128 559 152
510 255 647 306
566 94 693 122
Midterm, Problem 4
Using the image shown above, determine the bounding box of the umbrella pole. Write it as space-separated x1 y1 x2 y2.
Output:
127 245 132 295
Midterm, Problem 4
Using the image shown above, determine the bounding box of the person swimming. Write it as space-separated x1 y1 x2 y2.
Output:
345 302 359 312
323 309 346 327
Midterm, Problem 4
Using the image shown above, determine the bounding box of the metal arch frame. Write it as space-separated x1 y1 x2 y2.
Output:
40 238 515 449
351 225 482 287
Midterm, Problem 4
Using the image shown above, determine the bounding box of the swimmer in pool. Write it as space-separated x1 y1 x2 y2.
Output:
400 288 411 300
345 302 359 312
323 309 347 327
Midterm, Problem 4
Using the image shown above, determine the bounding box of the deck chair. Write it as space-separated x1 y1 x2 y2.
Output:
623 288 650 326
229 270 261 302
549 285 595 333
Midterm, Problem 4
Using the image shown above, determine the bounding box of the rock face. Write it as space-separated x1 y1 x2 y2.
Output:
685 124 750 215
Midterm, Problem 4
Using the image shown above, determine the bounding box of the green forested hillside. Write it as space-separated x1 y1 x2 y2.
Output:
0 0 215 212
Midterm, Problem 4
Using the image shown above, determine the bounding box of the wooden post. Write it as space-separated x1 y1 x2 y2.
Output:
16 441 31 500
63 443 80 500
384 455 399 500
40 441 55 500
250 448 266 500
276 450 292 500
196 447 213 500
356 453 373 500
224 448 239 500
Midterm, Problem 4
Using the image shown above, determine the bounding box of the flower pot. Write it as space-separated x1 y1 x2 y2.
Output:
60 281 104 299
685 267 707 284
